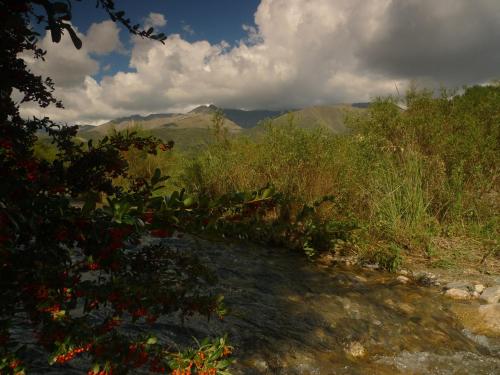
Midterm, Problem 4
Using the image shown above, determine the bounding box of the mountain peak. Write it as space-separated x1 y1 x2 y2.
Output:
189 104 218 114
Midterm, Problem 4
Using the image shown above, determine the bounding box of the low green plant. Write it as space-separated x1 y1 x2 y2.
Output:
373 244 403 272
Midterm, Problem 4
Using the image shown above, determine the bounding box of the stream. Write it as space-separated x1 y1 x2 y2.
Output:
140 236 499 374
21 235 500 374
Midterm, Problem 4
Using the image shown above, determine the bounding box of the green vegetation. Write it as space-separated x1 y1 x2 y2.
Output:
2 2 234 374
268 104 362 132
117 85 499 272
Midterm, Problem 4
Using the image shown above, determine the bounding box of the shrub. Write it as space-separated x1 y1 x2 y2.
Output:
176 86 498 268
0 2 231 373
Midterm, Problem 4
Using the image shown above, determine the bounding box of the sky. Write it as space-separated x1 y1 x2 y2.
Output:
20 0 500 125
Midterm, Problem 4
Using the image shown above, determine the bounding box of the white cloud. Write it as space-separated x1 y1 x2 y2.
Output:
20 1 500 124
145 12 167 28
21 25 99 89
85 20 123 54
21 20 122 89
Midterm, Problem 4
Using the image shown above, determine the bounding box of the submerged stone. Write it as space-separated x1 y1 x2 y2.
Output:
478 304 500 335
445 288 470 300
396 275 410 284
345 341 366 358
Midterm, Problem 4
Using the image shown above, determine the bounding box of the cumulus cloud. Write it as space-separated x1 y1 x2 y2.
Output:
145 12 167 28
85 20 124 54
357 0 500 84
21 25 99 89
21 20 122 89
20 0 500 124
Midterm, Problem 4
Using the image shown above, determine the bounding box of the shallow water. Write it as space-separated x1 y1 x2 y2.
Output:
20 236 500 374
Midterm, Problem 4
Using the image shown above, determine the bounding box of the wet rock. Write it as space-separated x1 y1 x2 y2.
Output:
396 275 410 284
363 263 379 270
398 303 415 314
246 358 269 371
477 304 500 334
397 269 410 276
474 284 486 294
416 272 439 286
445 281 473 291
479 286 500 304
354 275 368 282
345 341 366 358
317 253 335 266
444 288 470 300
471 291 481 299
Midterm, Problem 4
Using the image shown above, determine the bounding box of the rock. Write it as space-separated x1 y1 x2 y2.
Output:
479 286 500 304
397 275 410 284
247 358 269 371
345 341 366 358
444 288 470 300
398 269 410 276
416 272 439 286
474 284 485 294
318 253 335 266
471 291 480 299
364 264 380 270
354 275 368 282
397 303 415 314
477 304 500 334
445 281 473 291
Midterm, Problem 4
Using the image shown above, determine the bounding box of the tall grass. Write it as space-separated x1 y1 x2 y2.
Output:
172 85 499 269
113 85 498 270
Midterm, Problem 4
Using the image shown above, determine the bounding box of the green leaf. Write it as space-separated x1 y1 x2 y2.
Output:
152 168 161 185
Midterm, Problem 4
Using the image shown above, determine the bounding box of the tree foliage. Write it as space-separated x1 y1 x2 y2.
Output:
0 1 231 373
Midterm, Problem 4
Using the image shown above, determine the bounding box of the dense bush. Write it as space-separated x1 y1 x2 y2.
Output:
0 1 232 374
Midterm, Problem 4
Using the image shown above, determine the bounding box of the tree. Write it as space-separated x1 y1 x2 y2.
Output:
0 1 231 373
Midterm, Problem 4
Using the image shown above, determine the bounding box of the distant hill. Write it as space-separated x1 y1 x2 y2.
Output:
77 103 367 149
266 104 365 133
78 105 242 146
76 124 95 132
221 108 288 129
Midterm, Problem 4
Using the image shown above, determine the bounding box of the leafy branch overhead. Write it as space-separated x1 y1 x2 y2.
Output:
0 1 230 374
31 0 166 50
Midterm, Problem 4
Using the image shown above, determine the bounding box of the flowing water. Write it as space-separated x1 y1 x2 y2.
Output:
137 236 499 374
18 235 500 374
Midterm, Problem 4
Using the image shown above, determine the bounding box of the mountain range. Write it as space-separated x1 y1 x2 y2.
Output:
78 103 368 149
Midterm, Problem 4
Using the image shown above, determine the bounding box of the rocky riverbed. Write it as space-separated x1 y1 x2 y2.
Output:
22 235 500 374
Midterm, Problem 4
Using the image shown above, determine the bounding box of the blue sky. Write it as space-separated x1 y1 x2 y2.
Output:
22 0 500 124
71 0 260 78
71 0 260 43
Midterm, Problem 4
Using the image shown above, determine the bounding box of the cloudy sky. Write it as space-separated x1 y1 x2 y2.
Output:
20 0 500 125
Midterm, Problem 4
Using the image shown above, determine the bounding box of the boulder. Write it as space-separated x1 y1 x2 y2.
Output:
479 286 500 304
474 284 485 294
444 281 473 291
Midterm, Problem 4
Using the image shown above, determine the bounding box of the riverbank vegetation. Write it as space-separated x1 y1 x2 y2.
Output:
88 84 499 273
